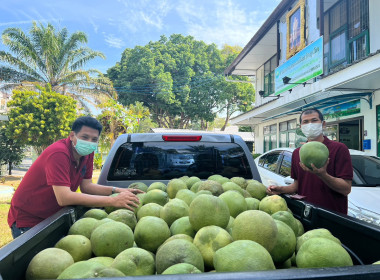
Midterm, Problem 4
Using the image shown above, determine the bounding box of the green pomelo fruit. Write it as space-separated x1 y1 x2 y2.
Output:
245 197 260 210
133 193 145 214
167 179 188 198
272 211 298 235
221 182 244 196
180 175 190 182
134 216 171 253
213 240 275 272
270 220 297 264
68 217 98 239
95 218 114 228
91 221 134 258
156 239 204 274
232 210 278 253
137 203 163 220
129 182 148 192
162 263 202 275
55 235 92 262
26 248 74 280
170 216 196 237
230 177 248 189
193 225 233 268
160 198 189 226
295 218 305 237
143 189 169 206
198 180 224 196
190 181 202 193
296 228 341 252
259 195 288 215
299 141 329 169
189 194 230 231
57 261 125 279
246 180 267 200
225 216 234 235
88 257 114 267
83 208 108 220
161 234 194 247
242 189 252 198
111 247 155 276
176 189 196 206
219 190 247 218
186 176 201 189
296 237 353 268
107 209 137 230
147 182 167 192
373 260 380 264
194 190 212 196
104 193 122 214
208 175 230 185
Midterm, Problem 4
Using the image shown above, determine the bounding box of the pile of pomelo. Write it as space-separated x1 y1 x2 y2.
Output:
26 175 358 279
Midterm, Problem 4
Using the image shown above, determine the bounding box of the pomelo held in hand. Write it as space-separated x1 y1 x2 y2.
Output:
299 141 329 169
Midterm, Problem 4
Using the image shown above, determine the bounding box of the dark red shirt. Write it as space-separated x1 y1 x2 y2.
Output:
291 136 353 214
8 137 94 228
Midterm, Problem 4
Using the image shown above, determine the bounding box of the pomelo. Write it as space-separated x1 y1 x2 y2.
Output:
88 257 114 267
197 180 224 196
213 240 275 272
225 216 234 235
83 208 108 220
143 189 168 206
208 175 230 185
230 177 247 189
129 182 148 192
107 209 137 230
193 225 233 268
134 216 171 253
219 190 247 218
245 197 260 210
137 203 163 220
259 195 288 215
161 234 194 247
232 210 278 253
166 179 188 198
160 198 189 226
270 220 297 264
156 239 204 274
221 182 244 196
147 182 167 192
57 261 125 279
55 235 92 262
296 237 353 268
296 228 341 252
271 210 298 235
175 189 196 206
111 247 155 276
295 218 305 237
68 217 98 239
26 248 74 280
91 221 134 258
246 180 267 200
189 194 230 231
162 263 202 274
299 141 329 169
190 181 202 193
186 176 201 189
170 216 196 237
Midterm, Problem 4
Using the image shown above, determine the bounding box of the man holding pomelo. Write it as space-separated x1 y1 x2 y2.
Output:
8 116 142 238
266 108 353 214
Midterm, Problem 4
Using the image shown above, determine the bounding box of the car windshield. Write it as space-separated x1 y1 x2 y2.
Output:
351 155 380 186
107 141 253 181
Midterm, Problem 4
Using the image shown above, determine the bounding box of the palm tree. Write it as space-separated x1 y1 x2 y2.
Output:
0 22 116 109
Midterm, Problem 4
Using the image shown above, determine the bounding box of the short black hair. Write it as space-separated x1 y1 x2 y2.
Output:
299 108 324 123
71 116 103 134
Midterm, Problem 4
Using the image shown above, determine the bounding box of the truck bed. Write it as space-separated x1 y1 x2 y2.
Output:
1 196 380 280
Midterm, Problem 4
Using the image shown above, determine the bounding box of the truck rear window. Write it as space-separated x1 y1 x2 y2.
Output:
107 141 253 181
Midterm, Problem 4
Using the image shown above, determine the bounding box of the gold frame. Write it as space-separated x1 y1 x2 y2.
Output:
286 0 306 59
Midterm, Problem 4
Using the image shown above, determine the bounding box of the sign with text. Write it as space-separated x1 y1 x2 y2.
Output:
275 36 323 95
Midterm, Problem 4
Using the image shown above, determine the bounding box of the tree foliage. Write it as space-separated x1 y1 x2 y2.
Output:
0 22 116 111
0 123 25 175
107 35 254 129
5 85 77 154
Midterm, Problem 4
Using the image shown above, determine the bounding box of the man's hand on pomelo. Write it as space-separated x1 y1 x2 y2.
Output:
299 158 330 176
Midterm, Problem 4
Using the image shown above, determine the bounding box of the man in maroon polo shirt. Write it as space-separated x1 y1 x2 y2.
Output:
8 116 142 238
266 108 353 214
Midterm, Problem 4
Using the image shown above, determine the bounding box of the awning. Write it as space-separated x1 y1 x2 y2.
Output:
230 91 373 126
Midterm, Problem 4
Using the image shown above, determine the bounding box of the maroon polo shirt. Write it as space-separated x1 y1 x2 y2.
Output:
291 136 353 214
8 137 94 228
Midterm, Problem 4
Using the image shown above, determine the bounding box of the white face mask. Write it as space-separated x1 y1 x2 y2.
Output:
301 123 323 140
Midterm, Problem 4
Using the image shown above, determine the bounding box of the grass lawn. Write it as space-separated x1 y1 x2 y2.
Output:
0 169 101 249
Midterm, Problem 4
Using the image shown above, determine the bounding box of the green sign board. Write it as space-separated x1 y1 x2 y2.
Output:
275 36 323 95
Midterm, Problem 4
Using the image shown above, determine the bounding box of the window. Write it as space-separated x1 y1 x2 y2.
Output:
263 55 277 96
279 119 297 148
107 141 254 181
324 0 369 72
264 124 277 152
258 151 282 173
279 151 292 177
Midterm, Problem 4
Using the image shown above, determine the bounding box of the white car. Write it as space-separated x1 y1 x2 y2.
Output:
254 148 380 226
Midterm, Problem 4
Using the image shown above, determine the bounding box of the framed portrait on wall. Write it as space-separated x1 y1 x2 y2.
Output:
286 0 306 59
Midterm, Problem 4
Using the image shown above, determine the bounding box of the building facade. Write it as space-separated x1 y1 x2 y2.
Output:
225 0 380 157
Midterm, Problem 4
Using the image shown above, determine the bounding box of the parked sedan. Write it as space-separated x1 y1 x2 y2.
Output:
254 148 380 226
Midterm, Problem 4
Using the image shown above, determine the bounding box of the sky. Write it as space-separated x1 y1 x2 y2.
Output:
0 0 281 74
